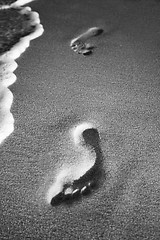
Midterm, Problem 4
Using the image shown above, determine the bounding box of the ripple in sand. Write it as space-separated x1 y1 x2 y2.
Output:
0 4 44 144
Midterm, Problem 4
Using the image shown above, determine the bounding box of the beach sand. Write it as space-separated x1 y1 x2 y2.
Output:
1 0 160 239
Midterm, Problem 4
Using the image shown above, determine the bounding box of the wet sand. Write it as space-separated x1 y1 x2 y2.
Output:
1 0 160 239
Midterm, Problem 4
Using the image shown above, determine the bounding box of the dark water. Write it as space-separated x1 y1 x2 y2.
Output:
1 0 160 239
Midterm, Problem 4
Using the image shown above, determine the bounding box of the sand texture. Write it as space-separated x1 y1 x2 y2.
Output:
0 0 160 239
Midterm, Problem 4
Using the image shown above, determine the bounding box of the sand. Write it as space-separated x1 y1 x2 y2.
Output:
0 0 160 239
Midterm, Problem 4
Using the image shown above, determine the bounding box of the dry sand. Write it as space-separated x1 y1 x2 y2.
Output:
1 0 160 239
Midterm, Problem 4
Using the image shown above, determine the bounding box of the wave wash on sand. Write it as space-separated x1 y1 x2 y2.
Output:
0 0 44 144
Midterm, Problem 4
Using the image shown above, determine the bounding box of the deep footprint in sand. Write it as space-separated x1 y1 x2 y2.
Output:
48 122 105 206
70 27 103 55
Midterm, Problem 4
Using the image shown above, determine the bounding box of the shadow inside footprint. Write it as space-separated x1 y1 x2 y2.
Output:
93 28 104 36
50 127 105 206
82 50 93 56
72 128 105 191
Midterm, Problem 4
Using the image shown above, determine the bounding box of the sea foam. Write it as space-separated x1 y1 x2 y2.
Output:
0 4 44 144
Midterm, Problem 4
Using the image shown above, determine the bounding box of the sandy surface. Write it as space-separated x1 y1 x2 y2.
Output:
1 0 160 239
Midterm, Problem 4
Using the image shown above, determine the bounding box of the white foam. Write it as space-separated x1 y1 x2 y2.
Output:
0 4 44 144
2 73 17 88
0 64 17 87
0 61 18 73
29 11 40 25
0 113 14 144
0 87 13 110
0 6 44 62
0 86 14 144
28 24 44 40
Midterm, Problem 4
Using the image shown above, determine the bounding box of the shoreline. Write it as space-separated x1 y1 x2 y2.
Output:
0 1 43 144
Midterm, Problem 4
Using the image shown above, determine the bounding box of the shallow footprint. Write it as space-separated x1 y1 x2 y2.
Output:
70 27 103 55
50 123 105 206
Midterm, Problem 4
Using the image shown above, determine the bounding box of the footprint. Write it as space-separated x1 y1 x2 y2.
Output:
49 122 105 206
70 27 103 55
70 41 94 56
